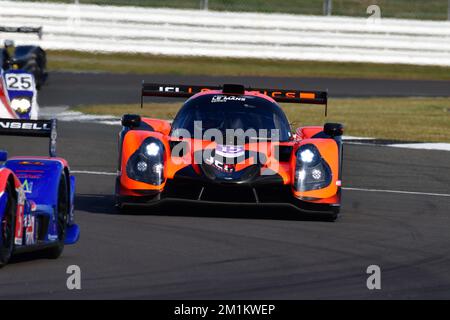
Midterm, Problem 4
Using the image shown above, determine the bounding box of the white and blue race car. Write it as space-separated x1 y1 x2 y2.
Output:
1 26 44 120
0 68 39 119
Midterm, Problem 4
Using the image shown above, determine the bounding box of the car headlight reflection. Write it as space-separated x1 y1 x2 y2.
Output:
136 161 148 172
311 169 322 180
153 163 163 175
146 143 160 156
300 149 315 163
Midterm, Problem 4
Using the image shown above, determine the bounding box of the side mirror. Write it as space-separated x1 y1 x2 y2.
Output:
324 123 344 137
0 150 8 162
122 114 141 128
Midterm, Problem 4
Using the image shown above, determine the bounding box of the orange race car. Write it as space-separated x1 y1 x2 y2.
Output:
115 83 344 220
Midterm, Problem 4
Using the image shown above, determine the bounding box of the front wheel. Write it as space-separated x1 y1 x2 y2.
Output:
324 213 338 222
115 202 133 215
322 207 340 222
0 181 16 267
44 174 68 259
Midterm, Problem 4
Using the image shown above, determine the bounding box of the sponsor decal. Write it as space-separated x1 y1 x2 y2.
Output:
25 215 35 245
205 156 236 173
17 174 42 179
14 207 24 245
216 145 245 158
22 179 33 194
211 95 246 103
254 90 316 100
14 187 25 245
0 121 49 130
18 161 44 166
158 86 180 93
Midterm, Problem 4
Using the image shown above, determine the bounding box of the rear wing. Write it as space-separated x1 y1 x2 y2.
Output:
0 118 57 157
141 83 329 115
0 26 43 39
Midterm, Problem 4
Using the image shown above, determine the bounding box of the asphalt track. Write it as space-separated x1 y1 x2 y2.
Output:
0 73 449 299
40 72 450 106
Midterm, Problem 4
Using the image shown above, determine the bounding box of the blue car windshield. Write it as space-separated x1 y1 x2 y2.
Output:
171 94 292 141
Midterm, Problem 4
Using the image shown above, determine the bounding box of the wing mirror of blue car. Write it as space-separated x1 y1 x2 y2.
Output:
122 114 141 128
0 150 8 162
324 123 344 137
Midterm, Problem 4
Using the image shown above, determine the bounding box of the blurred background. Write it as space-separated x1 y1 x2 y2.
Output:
23 0 450 20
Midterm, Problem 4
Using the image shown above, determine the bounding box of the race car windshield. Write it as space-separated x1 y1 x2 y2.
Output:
171 94 292 142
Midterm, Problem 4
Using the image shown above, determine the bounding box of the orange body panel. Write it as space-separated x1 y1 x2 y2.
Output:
141 118 171 136
291 138 339 200
296 126 323 139
120 130 168 191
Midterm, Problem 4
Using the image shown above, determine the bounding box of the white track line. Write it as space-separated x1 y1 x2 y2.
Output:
70 170 450 198
342 187 450 198
71 170 117 176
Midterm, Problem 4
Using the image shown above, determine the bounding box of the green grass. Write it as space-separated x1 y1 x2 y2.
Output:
73 97 450 142
48 50 450 81
23 0 449 20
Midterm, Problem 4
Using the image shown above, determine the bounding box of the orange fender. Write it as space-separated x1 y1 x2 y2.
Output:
296 126 323 140
141 118 171 136
291 139 340 201
119 130 169 192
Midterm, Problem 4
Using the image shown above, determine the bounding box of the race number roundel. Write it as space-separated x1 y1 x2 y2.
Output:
5 73 34 91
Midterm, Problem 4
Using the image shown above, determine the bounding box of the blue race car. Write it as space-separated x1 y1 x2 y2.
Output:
0 118 79 267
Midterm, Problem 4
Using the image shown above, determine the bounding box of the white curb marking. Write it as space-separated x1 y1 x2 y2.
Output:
387 143 450 152
40 107 121 126
342 136 374 140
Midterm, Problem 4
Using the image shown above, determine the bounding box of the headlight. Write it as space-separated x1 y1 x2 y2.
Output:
126 138 165 185
300 149 315 163
11 98 31 114
145 142 160 156
294 144 331 192
136 161 148 172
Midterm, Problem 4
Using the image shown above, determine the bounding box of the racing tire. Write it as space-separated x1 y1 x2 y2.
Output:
0 181 16 268
324 213 338 222
116 202 133 215
322 207 340 222
44 174 69 259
